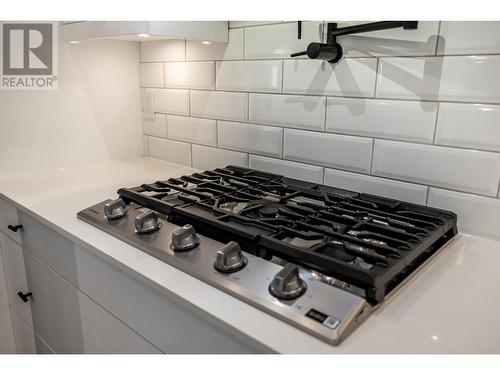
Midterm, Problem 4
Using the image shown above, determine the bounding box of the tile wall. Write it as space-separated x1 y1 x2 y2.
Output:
139 21 500 240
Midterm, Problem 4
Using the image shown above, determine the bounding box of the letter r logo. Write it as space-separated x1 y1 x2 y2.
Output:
2 23 53 75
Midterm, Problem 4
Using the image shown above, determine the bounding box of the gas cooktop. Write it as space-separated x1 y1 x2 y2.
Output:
77 165 457 345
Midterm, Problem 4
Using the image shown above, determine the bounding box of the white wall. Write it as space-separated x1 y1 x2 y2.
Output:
0 35 143 177
139 21 500 241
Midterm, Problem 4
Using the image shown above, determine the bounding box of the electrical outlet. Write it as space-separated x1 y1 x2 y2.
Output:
142 89 155 119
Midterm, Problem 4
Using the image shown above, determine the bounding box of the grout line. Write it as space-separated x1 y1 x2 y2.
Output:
190 143 193 168
216 121 219 147
434 21 442 55
230 21 287 30
280 128 285 159
280 59 284 93
145 86 500 107
322 96 327 132
243 27 246 60
432 102 441 143
212 61 216 91
369 139 375 174
373 58 380 98
139 52 500 64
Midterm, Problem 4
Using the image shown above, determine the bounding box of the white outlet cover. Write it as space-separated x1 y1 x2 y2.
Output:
143 90 155 119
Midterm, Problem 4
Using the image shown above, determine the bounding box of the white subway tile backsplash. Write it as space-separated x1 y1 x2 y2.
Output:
284 129 373 173
435 103 500 152
147 137 192 166
336 21 439 57
139 63 163 87
283 58 377 97
192 144 247 170
190 90 247 122
245 22 323 59
249 155 324 184
437 21 500 55
186 28 244 61
166 115 216 146
428 188 500 240
163 62 214 90
142 114 167 138
138 21 500 242
249 93 325 131
140 40 185 62
218 121 282 157
324 168 428 204
377 56 500 103
372 140 500 196
326 97 437 143
216 61 282 93
153 89 189 115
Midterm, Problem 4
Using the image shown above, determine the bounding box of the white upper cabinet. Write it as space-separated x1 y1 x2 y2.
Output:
62 21 228 43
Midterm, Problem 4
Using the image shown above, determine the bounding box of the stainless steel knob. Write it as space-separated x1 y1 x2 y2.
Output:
135 210 161 234
214 241 247 273
269 263 307 300
104 198 128 220
170 224 200 252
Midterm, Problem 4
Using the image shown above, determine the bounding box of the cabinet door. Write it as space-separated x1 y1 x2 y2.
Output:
0 240 16 353
10 308 54 354
18 211 79 286
75 246 265 353
0 232 33 327
23 249 160 354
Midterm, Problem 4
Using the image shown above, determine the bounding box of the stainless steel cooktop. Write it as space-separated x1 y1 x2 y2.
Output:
77 165 457 345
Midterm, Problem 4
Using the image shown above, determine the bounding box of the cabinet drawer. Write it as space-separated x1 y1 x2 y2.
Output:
0 232 33 327
18 211 79 286
10 308 54 354
75 246 265 353
0 198 21 244
23 249 160 354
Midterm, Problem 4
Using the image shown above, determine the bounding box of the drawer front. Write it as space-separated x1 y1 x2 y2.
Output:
0 198 21 244
75 246 266 353
10 307 54 354
18 211 79 286
23 249 159 354
0 232 33 326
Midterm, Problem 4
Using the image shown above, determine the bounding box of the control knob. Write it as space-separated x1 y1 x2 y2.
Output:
104 198 128 220
170 224 200 252
269 263 307 300
214 241 247 273
135 210 161 234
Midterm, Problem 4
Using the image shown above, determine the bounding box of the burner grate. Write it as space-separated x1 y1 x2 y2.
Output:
117 165 457 303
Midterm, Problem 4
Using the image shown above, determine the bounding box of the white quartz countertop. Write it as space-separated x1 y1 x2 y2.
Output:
0 158 499 354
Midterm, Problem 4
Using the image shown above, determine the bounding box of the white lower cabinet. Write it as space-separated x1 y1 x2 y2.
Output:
0 197 264 354
0 230 159 354
22 248 160 354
